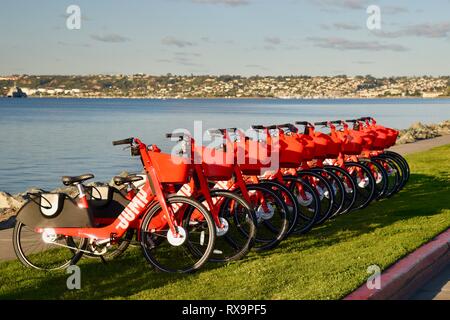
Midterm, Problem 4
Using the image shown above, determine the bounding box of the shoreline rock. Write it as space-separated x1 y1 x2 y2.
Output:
396 120 450 145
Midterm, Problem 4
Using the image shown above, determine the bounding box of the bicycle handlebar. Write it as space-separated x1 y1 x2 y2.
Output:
276 123 298 131
112 138 134 146
252 125 277 130
208 129 225 136
166 132 188 139
208 128 238 136
277 123 292 128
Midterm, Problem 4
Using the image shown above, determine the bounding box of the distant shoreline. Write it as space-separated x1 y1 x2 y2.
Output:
2 96 450 101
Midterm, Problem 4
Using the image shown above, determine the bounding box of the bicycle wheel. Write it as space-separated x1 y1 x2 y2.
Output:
140 196 216 273
345 162 376 210
297 170 335 225
259 180 299 236
311 167 345 217
380 154 405 190
282 176 320 235
197 190 257 263
372 156 401 198
237 184 289 251
383 151 410 189
324 165 357 215
359 159 388 200
13 221 87 271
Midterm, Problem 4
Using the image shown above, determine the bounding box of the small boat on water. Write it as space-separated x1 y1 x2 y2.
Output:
7 87 27 98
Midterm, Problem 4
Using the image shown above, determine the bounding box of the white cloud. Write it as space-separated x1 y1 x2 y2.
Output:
191 0 250 6
161 36 196 48
90 34 130 43
308 37 409 52
374 22 450 39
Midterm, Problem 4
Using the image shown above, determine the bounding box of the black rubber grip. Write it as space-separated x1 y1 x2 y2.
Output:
330 120 343 124
345 119 359 123
208 129 225 136
277 123 297 131
252 125 277 130
314 121 328 126
295 121 309 125
166 133 186 139
112 138 134 146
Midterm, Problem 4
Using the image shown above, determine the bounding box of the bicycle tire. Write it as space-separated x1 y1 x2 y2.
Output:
140 195 216 273
297 170 335 225
323 165 357 215
345 161 376 210
13 221 87 271
196 190 257 263
359 158 388 200
310 167 345 217
235 184 289 251
259 180 299 236
282 176 320 235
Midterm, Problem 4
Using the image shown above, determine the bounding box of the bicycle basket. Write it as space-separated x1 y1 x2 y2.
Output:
311 132 340 158
385 128 399 147
337 132 363 155
355 130 376 151
235 139 272 175
148 151 192 183
199 146 234 181
277 134 304 168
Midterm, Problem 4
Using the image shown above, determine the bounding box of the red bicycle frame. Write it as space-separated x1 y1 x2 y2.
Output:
35 138 183 242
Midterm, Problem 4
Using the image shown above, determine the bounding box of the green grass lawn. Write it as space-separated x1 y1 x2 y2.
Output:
1 145 449 300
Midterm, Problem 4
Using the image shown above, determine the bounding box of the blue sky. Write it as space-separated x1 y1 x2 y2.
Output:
1 0 449 76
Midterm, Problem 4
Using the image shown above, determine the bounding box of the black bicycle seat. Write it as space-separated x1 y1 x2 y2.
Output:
61 174 95 186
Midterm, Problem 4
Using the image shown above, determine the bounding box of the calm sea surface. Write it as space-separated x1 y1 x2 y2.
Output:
1 97 450 194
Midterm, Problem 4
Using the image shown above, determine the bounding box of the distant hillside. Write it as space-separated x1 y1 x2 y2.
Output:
1 74 449 99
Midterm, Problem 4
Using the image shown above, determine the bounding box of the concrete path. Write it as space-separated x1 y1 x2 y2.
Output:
411 264 450 300
389 134 450 155
0 228 15 262
392 135 450 301
381 135 450 300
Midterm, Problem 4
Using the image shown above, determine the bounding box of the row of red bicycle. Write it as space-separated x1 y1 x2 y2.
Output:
13 117 410 273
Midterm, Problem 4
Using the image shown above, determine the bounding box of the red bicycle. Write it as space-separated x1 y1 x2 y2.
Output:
179 128 293 251
357 117 409 191
13 137 217 273
312 120 377 211
163 132 258 262
210 127 320 238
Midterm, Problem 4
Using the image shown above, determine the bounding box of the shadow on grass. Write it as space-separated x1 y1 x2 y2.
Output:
231 172 449 260
278 173 450 251
0 173 448 299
